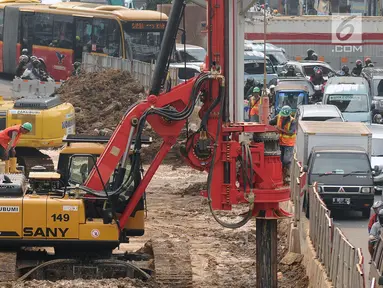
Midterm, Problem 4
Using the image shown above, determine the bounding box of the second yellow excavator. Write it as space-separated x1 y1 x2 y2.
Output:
0 94 75 174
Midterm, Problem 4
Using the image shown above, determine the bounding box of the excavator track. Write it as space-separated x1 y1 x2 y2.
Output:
151 239 193 288
0 251 17 282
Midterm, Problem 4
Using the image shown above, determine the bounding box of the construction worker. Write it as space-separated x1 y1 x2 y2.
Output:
269 106 296 183
249 87 262 122
0 123 32 173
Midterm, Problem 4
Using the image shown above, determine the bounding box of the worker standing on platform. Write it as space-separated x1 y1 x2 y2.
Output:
269 106 296 183
0 123 32 173
249 87 262 122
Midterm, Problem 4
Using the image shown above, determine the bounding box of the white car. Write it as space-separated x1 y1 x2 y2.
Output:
168 63 201 85
174 44 206 66
295 104 345 122
283 60 337 81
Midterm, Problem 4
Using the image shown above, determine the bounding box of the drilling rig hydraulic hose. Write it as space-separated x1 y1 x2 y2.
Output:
71 73 211 198
206 82 254 229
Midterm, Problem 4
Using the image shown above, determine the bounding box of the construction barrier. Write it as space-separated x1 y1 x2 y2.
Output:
82 53 179 92
11 78 62 99
290 156 366 288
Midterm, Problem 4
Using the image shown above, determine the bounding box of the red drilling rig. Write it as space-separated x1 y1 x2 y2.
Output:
84 0 291 286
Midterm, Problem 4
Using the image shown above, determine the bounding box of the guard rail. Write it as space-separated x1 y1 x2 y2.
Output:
291 155 366 288
82 53 180 92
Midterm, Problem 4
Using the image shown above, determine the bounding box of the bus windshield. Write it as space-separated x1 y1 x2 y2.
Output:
123 21 165 62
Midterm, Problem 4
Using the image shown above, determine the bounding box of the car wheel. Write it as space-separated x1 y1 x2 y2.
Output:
362 208 371 219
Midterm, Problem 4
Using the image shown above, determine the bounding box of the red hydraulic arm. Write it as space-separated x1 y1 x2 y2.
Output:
84 0 290 231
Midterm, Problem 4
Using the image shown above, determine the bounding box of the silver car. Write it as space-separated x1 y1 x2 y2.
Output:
295 104 345 122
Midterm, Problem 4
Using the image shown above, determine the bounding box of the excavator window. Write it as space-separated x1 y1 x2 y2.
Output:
66 153 129 189
68 155 96 185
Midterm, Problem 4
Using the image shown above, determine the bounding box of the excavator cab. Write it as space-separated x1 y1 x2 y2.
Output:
55 134 153 237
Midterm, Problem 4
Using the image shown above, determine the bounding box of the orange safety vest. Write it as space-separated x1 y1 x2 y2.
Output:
249 96 261 117
277 115 296 146
0 125 22 149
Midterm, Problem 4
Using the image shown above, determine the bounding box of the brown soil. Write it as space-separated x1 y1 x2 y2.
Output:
57 69 145 135
58 70 200 167
15 165 307 288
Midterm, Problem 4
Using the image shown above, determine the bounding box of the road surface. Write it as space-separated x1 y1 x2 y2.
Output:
332 194 381 284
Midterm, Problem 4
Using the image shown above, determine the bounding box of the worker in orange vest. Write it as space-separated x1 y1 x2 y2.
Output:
0 122 32 173
269 106 296 183
249 87 262 122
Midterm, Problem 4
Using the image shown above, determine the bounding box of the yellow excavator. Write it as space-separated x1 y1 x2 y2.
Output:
0 95 75 174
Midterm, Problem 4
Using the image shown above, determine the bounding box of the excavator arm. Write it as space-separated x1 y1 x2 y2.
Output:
83 0 290 232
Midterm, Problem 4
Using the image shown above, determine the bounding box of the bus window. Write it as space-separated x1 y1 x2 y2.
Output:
20 12 34 53
92 18 107 54
53 15 73 49
34 13 53 47
0 10 4 41
75 17 92 62
106 19 121 57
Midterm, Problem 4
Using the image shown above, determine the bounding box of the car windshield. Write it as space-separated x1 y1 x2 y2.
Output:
178 67 199 80
303 65 330 77
326 94 368 112
177 47 206 62
244 61 274 74
301 116 343 122
373 79 383 96
277 91 305 109
283 64 302 74
372 138 383 156
311 152 370 174
123 22 164 62
268 51 287 65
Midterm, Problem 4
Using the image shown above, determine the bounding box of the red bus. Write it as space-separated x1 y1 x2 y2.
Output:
0 0 167 80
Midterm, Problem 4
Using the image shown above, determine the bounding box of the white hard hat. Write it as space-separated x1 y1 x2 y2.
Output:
269 85 276 89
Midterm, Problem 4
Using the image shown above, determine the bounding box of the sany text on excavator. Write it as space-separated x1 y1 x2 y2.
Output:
0 1 290 287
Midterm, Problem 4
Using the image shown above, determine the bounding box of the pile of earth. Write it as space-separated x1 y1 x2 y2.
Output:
58 69 201 166
57 69 145 135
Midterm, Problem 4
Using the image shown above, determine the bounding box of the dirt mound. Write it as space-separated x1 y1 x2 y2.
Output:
58 69 201 167
12 278 161 288
140 107 202 166
277 219 309 288
57 69 145 134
